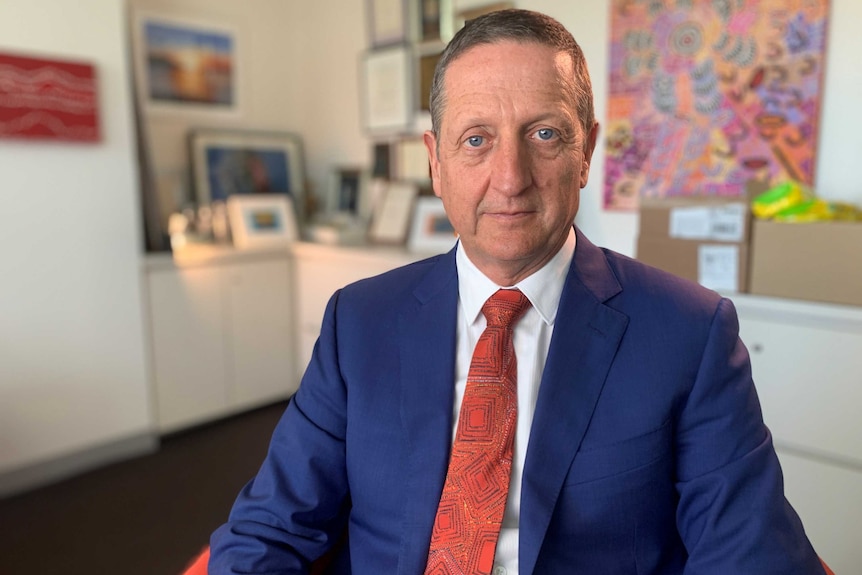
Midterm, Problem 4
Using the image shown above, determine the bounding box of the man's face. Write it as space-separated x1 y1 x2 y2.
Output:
424 41 598 285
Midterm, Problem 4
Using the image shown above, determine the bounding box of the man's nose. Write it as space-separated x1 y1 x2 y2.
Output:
490 138 533 195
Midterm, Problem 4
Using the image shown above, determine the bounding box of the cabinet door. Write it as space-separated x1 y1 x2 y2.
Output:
225 259 296 408
776 448 862 574
738 316 862 463
147 266 228 432
294 256 400 379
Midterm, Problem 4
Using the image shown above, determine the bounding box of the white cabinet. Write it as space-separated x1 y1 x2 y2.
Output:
145 248 297 433
733 294 862 573
292 242 421 381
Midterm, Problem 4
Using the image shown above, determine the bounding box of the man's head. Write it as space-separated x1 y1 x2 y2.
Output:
429 9 595 138
424 9 599 286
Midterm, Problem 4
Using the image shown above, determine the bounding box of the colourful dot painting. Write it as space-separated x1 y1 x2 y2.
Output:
604 0 830 210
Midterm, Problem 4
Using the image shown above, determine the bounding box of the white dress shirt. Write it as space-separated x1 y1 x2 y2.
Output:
452 228 576 575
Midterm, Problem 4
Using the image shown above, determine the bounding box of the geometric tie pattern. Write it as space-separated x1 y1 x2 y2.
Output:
424 289 531 575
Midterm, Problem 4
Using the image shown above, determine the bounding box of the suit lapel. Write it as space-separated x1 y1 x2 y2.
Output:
518 229 630 575
396 250 460 575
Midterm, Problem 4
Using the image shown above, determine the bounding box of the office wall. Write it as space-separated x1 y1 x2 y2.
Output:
0 0 152 487
296 0 862 256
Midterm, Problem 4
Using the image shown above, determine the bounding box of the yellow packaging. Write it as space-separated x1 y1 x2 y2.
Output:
751 182 810 219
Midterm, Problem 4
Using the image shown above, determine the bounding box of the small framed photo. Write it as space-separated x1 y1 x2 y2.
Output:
455 2 513 30
131 10 241 116
393 137 431 182
328 167 373 219
408 196 457 253
361 45 413 135
418 0 454 44
369 181 419 245
189 128 306 225
226 194 298 249
367 0 408 47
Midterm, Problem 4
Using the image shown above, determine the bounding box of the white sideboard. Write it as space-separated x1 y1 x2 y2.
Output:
291 241 423 382
732 294 862 573
144 245 297 433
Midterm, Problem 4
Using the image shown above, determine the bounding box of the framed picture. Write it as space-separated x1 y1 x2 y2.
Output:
418 50 441 111
454 2 513 30
189 129 305 225
418 0 454 44
372 142 393 180
369 181 419 244
367 0 408 47
328 167 373 219
408 196 457 253
361 45 413 135
131 10 241 115
394 137 431 182
226 194 298 249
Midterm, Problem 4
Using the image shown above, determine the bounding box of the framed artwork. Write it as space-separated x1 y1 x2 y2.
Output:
328 167 373 219
367 0 408 47
189 129 305 225
226 194 298 249
604 0 830 210
418 51 442 111
369 181 419 244
394 137 431 182
0 51 100 142
408 196 457 253
418 0 454 44
454 2 513 30
372 142 393 179
361 45 413 135
131 11 241 115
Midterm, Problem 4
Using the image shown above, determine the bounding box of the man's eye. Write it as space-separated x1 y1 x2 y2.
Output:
536 128 555 140
466 135 484 147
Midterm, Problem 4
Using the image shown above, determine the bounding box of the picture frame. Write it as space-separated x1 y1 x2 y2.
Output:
189 128 306 226
393 137 431 182
418 0 454 44
454 2 513 30
131 10 241 116
328 167 373 220
408 196 457 253
361 45 413 135
226 194 298 249
367 0 408 47
368 181 419 244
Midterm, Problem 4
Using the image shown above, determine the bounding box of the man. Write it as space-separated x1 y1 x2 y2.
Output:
210 9 825 574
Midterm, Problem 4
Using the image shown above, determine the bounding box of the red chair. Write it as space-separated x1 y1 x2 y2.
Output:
179 543 340 575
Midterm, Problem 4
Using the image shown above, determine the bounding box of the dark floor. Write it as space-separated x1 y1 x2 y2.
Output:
0 400 289 575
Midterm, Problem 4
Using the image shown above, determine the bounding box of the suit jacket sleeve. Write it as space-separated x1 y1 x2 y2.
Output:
209 290 350 574
674 297 823 573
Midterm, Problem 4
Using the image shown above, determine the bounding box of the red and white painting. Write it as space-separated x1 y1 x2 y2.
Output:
0 52 100 142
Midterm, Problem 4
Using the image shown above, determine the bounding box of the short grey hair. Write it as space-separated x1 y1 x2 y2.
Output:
429 9 595 137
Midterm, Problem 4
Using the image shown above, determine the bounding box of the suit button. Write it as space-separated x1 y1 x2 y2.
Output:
493 566 507 575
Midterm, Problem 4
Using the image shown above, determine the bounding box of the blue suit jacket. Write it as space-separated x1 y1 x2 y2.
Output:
210 228 824 574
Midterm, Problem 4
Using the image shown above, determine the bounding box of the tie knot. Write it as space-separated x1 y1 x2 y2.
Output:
482 289 531 328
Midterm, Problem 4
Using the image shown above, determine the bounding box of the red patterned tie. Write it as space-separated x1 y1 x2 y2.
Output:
424 289 531 575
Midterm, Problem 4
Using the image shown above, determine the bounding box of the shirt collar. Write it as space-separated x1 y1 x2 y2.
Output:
456 227 576 326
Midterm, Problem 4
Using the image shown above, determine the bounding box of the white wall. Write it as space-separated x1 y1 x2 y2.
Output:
0 0 153 481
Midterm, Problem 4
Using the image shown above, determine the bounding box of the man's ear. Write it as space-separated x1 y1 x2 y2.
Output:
423 131 443 198
580 121 600 189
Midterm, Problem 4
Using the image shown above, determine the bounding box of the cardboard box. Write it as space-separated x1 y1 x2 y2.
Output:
749 220 862 307
636 197 751 293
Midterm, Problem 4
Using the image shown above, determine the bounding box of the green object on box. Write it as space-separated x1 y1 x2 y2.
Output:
751 182 810 219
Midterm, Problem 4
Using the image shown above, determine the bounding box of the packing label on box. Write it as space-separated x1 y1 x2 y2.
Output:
669 203 746 242
698 244 739 292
